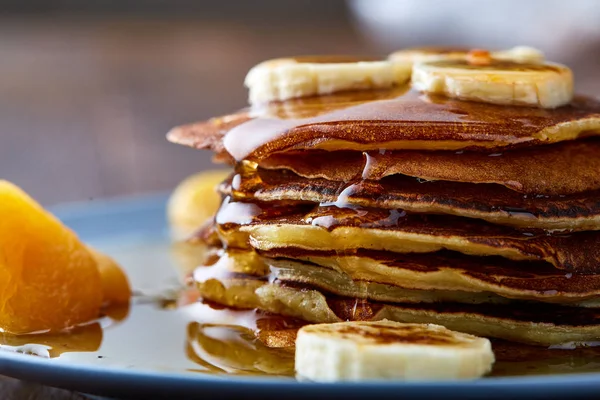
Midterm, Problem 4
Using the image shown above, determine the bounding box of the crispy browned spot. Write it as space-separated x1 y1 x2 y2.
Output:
327 323 461 345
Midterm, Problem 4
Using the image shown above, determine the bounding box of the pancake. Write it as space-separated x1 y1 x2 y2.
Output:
170 57 600 349
214 199 600 272
167 88 600 161
263 249 600 305
221 168 600 230
258 137 600 196
195 275 600 346
197 247 600 305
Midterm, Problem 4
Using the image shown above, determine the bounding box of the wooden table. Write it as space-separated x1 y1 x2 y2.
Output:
0 376 86 400
0 16 370 206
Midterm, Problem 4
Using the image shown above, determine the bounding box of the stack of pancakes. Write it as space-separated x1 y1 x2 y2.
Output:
168 67 600 346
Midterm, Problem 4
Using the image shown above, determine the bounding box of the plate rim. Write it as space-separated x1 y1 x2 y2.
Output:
3 348 600 399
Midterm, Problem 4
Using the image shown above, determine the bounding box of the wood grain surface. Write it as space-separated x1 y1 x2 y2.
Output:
0 376 87 400
0 16 370 206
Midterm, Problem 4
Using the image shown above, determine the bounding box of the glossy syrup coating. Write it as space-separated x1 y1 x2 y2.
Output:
167 88 600 161
212 198 600 273
220 165 600 231
191 242 600 305
193 268 600 346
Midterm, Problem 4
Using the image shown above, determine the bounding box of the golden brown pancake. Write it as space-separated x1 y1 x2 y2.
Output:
258 137 600 196
221 168 600 230
167 88 600 161
263 248 600 305
196 276 600 346
169 112 249 163
214 199 600 272
271 262 600 307
197 246 600 305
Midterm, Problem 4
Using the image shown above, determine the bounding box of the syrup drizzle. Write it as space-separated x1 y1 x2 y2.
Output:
2 240 600 378
303 151 412 319
220 87 600 162
216 196 263 225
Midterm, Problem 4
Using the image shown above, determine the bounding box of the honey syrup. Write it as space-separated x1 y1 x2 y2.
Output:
2 239 600 378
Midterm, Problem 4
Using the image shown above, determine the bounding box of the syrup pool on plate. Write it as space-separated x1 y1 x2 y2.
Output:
2 239 600 378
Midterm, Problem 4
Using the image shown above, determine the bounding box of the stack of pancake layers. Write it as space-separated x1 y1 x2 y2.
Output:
168 79 600 346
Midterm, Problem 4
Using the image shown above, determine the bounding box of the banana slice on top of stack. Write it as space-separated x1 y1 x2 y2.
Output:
389 45 544 65
245 56 409 105
295 320 494 381
389 46 545 89
412 49 573 108
244 46 556 107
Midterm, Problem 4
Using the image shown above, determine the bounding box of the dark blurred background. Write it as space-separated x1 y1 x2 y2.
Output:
2 0 600 205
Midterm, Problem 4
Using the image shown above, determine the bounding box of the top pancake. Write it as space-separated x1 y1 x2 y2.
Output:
259 137 600 196
167 87 600 161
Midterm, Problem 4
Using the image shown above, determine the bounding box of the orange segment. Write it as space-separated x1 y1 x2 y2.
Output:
88 246 131 305
0 181 103 334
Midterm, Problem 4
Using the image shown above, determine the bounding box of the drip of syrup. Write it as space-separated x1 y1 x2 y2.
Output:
216 196 263 225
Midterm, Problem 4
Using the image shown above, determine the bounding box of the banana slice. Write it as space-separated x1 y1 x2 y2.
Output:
295 320 494 381
412 51 573 108
388 46 545 85
245 56 410 105
389 47 470 85
389 46 544 64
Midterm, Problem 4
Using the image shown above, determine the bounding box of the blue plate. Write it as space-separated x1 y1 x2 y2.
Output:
1 194 600 400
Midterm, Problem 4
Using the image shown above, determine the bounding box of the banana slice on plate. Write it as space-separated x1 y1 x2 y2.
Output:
244 56 410 105
412 50 573 108
295 320 494 382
